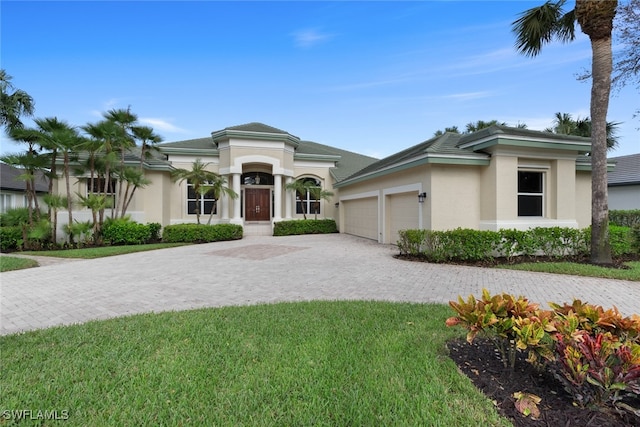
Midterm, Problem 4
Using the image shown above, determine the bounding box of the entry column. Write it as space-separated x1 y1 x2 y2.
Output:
284 176 293 219
273 174 282 221
231 173 242 224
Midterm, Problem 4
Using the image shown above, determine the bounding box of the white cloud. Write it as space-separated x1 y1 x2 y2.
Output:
139 117 188 134
442 91 493 101
292 28 333 48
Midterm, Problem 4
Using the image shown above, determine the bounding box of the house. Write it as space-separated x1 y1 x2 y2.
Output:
54 122 596 242
0 162 49 214
607 153 640 210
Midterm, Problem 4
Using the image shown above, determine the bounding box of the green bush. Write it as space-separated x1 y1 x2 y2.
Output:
147 223 162 242
632 225 640 254
0 226 22 252
608 225 634 257
0 207 45 227
162 223 243 243
396 229 429 256
609 209 640 227
102 218 152 245
273 219 338 236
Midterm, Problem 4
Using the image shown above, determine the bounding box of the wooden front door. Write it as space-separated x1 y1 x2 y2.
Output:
245 188 271 221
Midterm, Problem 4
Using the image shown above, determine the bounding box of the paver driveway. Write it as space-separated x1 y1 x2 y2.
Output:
1 234 639 336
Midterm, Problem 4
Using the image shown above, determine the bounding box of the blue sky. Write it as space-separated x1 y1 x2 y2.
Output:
1 0 638 159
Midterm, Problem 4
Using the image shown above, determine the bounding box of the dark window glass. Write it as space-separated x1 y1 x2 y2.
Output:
517 171 543 216
518 171 542 194
518 195 543 216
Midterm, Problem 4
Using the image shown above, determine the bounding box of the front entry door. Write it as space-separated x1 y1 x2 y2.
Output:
245 188 271 221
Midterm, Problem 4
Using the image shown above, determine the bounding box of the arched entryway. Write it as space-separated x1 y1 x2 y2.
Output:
242 171 273 222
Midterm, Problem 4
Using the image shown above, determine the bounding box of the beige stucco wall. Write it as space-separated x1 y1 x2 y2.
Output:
575 171 592 228
430 164 483 230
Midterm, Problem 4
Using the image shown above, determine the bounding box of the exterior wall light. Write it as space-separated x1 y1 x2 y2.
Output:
418 192 427 203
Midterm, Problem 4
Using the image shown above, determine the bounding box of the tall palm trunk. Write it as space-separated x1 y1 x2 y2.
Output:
575 0 616 265
588 36 613 264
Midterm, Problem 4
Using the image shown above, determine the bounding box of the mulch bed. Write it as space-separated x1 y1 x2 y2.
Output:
447 338 640 427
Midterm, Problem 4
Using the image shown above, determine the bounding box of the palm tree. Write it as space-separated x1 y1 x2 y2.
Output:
132 125 163 169
285 179 314 220
307 186 334 220
0 69 34 131
199 175 238 225
465 120 506 133
43 194 68 243
118 167 152 218
512 0 617 265
545 112 620 149
104 108 138 218
171 159 219 224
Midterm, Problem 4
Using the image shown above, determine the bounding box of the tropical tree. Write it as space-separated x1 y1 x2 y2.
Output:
285 178 333 220
118 167 152 218
103 108 138 218
200 175 238 225
132 125 163 169
545 111 620 148
171 159 219 224
512 0 617 265
0 69 34 131
307 186 335 220
465 120 507 133
43 194 68 243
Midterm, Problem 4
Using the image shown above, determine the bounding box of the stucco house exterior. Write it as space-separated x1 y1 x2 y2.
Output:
55 122 596 243
607 153 640 210
0 163 49 214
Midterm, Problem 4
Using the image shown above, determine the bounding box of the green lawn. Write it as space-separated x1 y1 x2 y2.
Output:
498 260 640 281
0 256 38 272
0 302 511 426
19 243 188 259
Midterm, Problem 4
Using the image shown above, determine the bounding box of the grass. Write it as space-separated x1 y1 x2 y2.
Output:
19 243 188 259
499 260 640 281
0 256 38 272
0 301 511 426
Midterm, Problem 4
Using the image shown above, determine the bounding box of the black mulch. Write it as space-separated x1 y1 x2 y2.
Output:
447 338 640 427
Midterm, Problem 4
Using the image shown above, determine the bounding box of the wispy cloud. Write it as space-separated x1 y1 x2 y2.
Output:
139 117 188 134
442 91 493 101
291 28 333 48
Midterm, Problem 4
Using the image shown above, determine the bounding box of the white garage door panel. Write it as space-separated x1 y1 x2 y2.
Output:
389 193 419 244
343 198 378 240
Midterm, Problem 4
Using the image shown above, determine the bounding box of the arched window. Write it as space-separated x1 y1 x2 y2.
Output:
295 177 321 215
242 172 273 186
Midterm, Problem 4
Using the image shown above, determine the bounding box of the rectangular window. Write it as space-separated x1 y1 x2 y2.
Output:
187 181 216 215
296 191 320 215
518 171 544 216
87 177 117 207
0 194 12 213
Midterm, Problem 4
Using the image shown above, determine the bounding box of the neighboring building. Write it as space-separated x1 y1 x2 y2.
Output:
608 153 640 210
0 163 49 213
55 122 597 242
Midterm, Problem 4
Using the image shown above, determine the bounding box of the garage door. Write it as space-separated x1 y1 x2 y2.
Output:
343 197 378 241
388 192 419 244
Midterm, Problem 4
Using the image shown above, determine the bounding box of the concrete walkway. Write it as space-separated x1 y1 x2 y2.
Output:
1 234 639 336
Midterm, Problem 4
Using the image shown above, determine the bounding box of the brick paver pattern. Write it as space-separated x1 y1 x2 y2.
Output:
1 234 638 336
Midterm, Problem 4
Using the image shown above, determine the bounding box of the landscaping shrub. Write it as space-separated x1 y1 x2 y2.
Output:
273 219 338 236
397 225 629 262
102 218 152 245
632 225 640 254
162 223 243 243
609 210 640 228
0 226 22 252
447 291 640 414
608 225 635 257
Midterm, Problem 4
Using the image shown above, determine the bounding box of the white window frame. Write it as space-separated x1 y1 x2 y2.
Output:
517 170 545 217
186 180 216 216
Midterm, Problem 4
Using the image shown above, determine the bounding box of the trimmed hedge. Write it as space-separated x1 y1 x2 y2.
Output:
609 209 640 227
162 223 243 243
273 219 338 236
102 219 158 245
397 225 637 262
0 226 22 252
